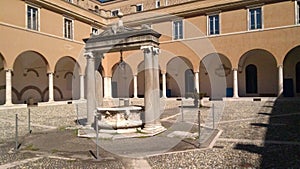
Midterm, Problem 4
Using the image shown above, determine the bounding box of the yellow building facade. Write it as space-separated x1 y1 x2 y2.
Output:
0 0 300 106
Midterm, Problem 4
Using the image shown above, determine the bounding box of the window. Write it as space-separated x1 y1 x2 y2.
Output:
27 5 39 31
165 0 168 6
173 20 183 40
156 0 160 8
136 4 143 12
208 14 220 35
111 9 119 17
297 1 300 24
92 27 99 35
248 7 262 30
65 0 73 3
64 18 73 39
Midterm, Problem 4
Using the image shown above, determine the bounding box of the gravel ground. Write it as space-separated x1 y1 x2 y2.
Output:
0 98 299 168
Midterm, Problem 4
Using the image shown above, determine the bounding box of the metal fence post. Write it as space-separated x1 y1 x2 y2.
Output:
181 98 184 122
76 104 79 125
28 108 31 134
198 110 201 147
212 103 215 129
15 114 18 152
95 114 99 159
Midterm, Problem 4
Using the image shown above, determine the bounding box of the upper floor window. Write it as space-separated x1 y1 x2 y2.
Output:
92 27 99 35
297 1 300 24
65 0 73 3
248 7 262 30
27 5 39 31
64 18 73 39
156 0 160 8
136 4 143 12
173 20 183 40
208 14 220 35
111 9 119 17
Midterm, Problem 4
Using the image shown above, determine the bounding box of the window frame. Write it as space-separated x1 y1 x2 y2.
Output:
248 6 263 31
91 27 99 35
63 17 74 40
156 0 160 8
136 4 143 12
207 13 221 35
26 4 40 31
172 20 184 40
111 9 120 17
65 0 73 3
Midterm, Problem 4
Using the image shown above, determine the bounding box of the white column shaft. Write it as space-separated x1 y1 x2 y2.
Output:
133 75 138 98
278 65 283 96
194 72 199 93
104 77 112 98
233 69 239 98
48 73 54 102
162 73 167 98
5 69 12 105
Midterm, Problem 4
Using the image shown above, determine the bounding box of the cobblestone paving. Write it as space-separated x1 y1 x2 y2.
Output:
0 98 299 168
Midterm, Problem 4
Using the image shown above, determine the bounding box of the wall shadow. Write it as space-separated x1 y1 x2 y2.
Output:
234 97 300 168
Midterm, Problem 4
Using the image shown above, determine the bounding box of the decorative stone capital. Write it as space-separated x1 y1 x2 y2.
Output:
84 51 104 60
84 52 94 59
141 46 160 55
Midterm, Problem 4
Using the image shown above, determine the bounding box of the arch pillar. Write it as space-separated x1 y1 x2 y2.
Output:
5 69 13 105
233 68 239 98
161 70 167 98
278 65 283 97
104 76 112 98
48 72 54 102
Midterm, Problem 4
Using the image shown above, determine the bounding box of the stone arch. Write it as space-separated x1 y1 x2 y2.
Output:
238 49 277 97
111 61 134 98
54 56 81 101
166 56 194 97
12 51 49 104
199 53 232 99
283 45 300 96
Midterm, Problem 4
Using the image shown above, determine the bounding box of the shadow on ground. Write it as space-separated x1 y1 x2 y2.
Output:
234 97 300 168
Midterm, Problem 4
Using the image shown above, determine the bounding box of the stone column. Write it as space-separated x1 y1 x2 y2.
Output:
162 72 167 98
194 72 199 93
5 69 12 105
48 72 54 102
104 76 112 98
85 52 97 125
133 74 138 98
141 46 165 134
80 75 85 100
233 69 239 98
278 65 283 97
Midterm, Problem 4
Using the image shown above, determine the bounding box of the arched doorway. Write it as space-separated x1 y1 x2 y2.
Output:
296 62 300 93
185 69 194 97
166 56 193 97
246 64 258 94
111 62 133 98
199 53 232 98
283 46 300 97
13 51 49 104
53 56 80 101
0 53 6 105
238 49 277 96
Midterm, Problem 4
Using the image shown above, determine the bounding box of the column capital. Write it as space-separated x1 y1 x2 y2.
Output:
84 51 104 59
141 46 160 55
277 64 283 68
232 68 238 71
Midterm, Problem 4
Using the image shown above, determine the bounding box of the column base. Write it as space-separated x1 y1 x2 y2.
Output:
139 124 166 135
232 96 239 99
